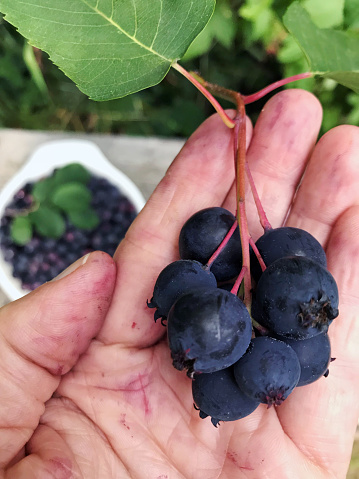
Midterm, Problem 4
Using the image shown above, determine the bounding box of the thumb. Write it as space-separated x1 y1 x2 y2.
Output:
0 251 116 468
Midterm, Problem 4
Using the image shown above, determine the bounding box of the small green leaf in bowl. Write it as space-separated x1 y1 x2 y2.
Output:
10 216 33 245
68 207 100 230
30 205 66 238
51 182 92 213
53 163 91 186
32 176 56 203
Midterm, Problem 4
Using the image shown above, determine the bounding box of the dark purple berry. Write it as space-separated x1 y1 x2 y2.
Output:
179 207 242 282
147 259 217 324
233 336 301 406
251 256 339 339
280 333 332 386
192 367 260 427
167 288 252 376
251 226 327 282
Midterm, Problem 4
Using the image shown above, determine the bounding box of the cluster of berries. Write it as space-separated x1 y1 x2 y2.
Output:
0 176 136 291
147 207 339 426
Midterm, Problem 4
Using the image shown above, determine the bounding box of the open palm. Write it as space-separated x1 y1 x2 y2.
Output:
1 90 359 479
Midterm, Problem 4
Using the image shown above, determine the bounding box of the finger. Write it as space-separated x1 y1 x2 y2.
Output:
98 112 253 347
0 251 116 468
5 425 81 479
286 124 359 246
277 205 359 478
222 89 323 240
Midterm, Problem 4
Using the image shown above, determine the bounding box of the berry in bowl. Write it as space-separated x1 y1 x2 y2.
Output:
0 139 145 301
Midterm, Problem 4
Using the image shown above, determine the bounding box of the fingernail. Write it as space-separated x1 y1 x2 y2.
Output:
51 253 91 281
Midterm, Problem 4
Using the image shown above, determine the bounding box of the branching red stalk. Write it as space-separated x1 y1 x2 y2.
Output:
231 266 247 296
172 63 235 129
172 64 314 312
245 162 272 231
249 237 266 272
242 72 313 104
206 219 238 269
233 95 252 309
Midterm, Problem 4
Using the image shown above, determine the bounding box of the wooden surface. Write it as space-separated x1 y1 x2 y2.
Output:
0 129 185 306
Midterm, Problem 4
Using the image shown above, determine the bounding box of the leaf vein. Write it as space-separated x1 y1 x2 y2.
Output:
131 0 138 37
59 53 154 62
79 0 172 62
5 0 98 15
161 1 193 57
150 0 163 49
82 64 163 87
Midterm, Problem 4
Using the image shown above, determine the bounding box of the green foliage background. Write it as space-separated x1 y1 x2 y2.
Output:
0 0 358 137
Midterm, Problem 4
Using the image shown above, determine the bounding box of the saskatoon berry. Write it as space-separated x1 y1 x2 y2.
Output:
147 259 217 324
178 207 242 282
251 256 339 339
251 226 327 282
281 333 332 386
0 174 138 291
192 367 260 427
233 336 301 406
167 288 252 377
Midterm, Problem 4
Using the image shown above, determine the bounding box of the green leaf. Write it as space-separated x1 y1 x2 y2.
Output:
10 216 33 245
53 163 91 186
0 0 215 100
347 92 359 125
68 207 100 230
239 0 284 49
23 41 49 96
210 0 237 49
302 0 344 29
343 0 359 30
32 177 56 202
181 22 213 61
283 2 359 93
277 36 305 64
51 182 92 212
30 205 66 238
273 0 296 19
182 0 236 61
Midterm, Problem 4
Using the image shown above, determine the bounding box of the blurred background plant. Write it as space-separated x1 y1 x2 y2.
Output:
0 0 358 138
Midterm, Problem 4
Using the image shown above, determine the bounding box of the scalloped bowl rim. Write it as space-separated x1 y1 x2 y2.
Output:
0 139 146 302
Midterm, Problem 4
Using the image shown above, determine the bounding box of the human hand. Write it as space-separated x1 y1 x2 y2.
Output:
1 89 359 479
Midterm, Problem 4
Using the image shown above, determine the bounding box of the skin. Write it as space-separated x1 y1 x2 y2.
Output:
1 89 359 479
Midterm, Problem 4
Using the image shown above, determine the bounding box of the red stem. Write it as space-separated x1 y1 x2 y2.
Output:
234 95 252 310
206 220 239 269
172 63 235 128
242 72 313 105
245 162 272 231
170 66 313 313
249 237 266 273
231 266 247 296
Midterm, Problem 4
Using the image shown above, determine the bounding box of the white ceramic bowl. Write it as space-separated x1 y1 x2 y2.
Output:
0 139 146 301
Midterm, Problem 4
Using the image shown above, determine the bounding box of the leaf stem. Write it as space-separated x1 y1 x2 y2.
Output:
172 63 235 128
242 72 313 104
